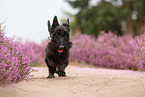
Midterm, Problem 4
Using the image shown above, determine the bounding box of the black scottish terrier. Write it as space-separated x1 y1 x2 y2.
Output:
45 16 72 78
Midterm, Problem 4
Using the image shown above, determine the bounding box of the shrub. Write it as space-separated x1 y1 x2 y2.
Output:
135 34 145 70
70 32 143 70
0 25 32 85
24 42 44 65
23 39 49 65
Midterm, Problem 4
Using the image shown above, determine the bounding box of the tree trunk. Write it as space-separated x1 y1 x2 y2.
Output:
125 18 134 36
125 16 145 36
134 16 145 35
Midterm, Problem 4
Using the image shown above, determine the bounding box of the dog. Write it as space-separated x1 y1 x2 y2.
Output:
45 16 72 78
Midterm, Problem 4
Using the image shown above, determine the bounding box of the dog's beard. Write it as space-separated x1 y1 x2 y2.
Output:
52 42 70 54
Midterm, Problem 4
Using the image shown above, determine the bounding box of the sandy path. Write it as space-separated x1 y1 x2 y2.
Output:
0 65 145 97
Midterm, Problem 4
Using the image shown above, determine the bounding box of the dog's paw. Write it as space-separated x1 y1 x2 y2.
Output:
56 71 66 77
47 75 55 78
47 74 55 78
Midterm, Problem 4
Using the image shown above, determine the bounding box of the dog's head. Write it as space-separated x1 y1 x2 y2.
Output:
48 16 72 53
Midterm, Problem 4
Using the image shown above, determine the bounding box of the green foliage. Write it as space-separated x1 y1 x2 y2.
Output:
66 0 89 9
65 0 145 36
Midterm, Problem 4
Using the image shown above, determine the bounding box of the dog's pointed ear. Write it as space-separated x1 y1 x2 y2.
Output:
52 16 59 28
66 18 69 25
48 20 52 39
63 18 70 32
48 20 51 32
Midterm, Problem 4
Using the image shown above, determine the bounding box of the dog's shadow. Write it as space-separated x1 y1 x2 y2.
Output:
31 75 78 81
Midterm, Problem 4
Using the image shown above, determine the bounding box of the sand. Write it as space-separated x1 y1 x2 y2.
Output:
0 65 145 97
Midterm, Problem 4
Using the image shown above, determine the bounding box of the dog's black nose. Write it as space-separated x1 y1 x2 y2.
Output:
59 45 64 49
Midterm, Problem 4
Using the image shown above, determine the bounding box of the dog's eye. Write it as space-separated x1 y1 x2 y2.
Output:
63 33 66 36
56 30 61 35
57 32 60 35
55 31 60 36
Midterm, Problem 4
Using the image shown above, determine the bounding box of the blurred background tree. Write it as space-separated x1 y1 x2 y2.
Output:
65 0 145 36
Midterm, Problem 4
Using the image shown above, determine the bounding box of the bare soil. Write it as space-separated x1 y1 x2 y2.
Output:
0 65 145 97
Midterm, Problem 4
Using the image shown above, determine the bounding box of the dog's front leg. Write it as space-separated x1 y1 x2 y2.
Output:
56 60 69 77
56 65 67 77
45 57 56 78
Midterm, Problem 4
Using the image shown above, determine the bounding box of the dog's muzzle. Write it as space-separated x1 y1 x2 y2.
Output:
58 45 64 53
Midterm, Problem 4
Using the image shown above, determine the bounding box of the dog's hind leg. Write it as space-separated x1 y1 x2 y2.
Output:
45 57 56 78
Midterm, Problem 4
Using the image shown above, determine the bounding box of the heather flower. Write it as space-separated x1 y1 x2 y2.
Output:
0 24 32 85
70 32 142 70
23 41 46 65
135 33 145 70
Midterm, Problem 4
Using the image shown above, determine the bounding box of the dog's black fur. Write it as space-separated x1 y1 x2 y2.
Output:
45 16 72 78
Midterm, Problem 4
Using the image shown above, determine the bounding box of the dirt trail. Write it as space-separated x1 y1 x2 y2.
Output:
0 65 145 97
